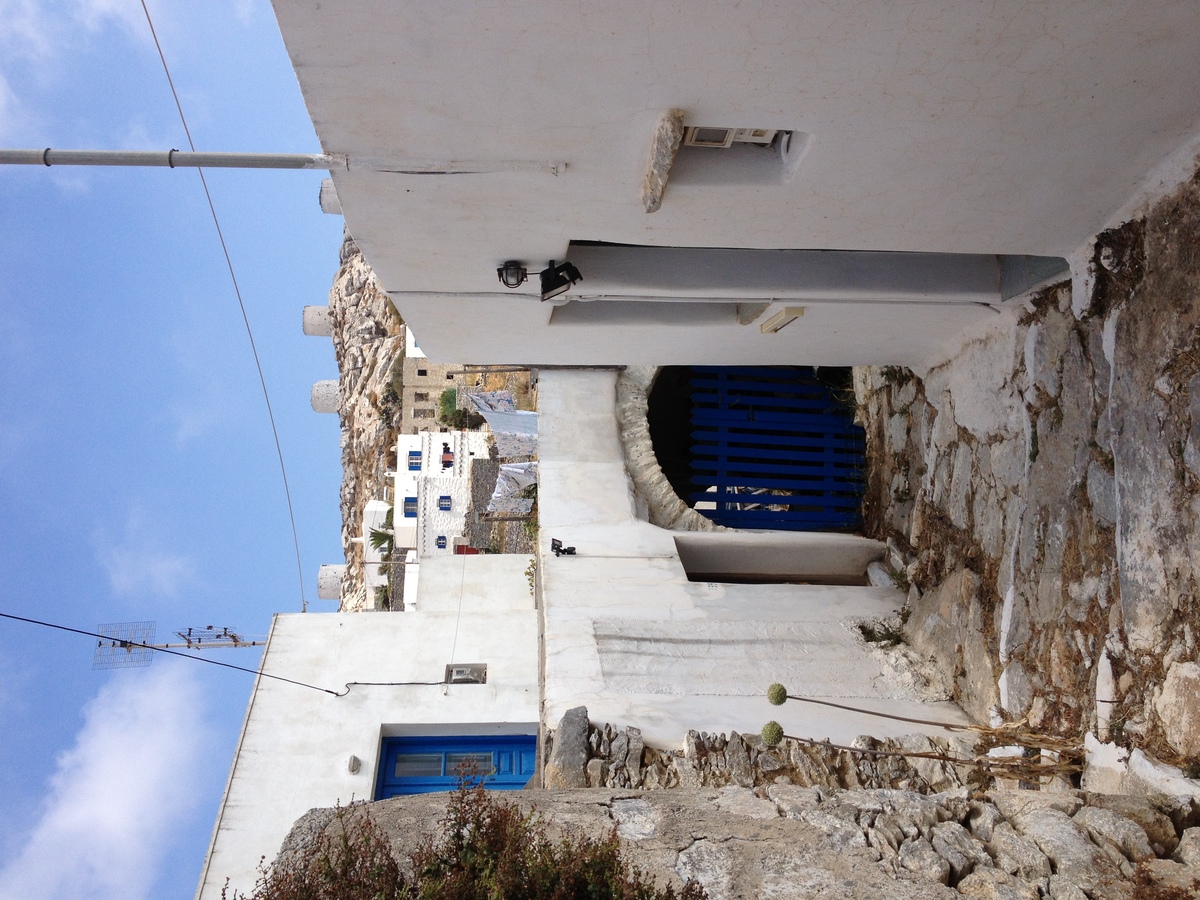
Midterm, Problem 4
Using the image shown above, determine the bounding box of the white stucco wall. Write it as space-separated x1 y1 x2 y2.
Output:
417 474 472 556
393 431 490 556
273 0 1200 366
536 369 967 749
361 498 392 588
195 556 537 900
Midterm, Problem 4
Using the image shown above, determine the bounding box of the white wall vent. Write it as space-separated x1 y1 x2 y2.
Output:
444 663 487 684
684 126 735 148
684 126 779 148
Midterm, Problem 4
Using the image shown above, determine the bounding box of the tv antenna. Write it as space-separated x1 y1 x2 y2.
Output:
92 622 266 670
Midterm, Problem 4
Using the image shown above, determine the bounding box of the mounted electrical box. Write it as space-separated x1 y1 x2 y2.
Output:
444 663 488 684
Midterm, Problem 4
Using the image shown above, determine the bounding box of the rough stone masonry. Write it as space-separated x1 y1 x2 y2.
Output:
856 170 1200 776
284 783 1200 899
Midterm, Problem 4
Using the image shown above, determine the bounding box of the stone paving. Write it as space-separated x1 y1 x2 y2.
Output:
857 171 1200 780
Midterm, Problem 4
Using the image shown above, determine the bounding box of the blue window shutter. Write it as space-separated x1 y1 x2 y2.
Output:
376 735 537 797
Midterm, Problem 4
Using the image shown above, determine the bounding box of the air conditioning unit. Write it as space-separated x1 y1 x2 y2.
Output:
444 663 488 684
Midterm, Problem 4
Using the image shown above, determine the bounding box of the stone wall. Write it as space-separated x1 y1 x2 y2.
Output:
542 707 970 796
615 366 720 532
856 173 1200 773
281 785 1200 899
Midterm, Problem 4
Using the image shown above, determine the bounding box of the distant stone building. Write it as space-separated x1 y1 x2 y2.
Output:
399 329 459 433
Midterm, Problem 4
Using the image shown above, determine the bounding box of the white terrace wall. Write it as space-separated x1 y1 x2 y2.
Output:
536 369 968 749
195 555 537 900
273 0 1200 366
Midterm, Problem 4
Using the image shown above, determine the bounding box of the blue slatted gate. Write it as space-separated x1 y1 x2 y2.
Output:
688 366 865 530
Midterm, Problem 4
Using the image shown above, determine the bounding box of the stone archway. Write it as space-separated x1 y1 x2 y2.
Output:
615 366 719 532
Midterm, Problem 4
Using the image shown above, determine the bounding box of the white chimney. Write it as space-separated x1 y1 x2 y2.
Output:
310 380 340 413
302 305 332 337
317 564 345 600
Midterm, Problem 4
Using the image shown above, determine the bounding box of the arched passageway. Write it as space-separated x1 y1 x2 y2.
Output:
648 366 866 531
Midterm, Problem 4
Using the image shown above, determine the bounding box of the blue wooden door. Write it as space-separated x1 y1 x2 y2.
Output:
375 734 537 797
688 366 865 530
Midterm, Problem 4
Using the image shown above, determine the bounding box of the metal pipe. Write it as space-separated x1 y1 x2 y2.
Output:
0 148 346 170
0 148 564 175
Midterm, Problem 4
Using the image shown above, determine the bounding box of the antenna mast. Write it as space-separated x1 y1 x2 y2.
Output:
92 622 265 670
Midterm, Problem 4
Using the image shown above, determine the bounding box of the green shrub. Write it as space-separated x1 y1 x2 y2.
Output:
439 387 458 420
440 408 487 430
223 805 405 900
225 783 705 900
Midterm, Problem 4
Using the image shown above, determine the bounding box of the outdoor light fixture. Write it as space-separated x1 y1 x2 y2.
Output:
539 260 582 301
496 260 528 289
550 538 577 557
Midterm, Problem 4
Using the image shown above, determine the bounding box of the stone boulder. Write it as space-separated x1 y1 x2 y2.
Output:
544 706 590 789
1154 661 1200 757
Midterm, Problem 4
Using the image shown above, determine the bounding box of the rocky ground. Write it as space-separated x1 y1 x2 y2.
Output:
857 171 1200 782
283 784 1200 899
326 233 406 610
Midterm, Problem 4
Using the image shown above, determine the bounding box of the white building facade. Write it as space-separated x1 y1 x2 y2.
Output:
195 6 1200 896
195 555 538 900
273 0 1200 367
393 429 490 559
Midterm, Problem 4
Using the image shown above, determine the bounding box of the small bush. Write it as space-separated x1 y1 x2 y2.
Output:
226 784 705 900
857 620 904 648
439 387 458 420
223 806 405 900
440 408 487 430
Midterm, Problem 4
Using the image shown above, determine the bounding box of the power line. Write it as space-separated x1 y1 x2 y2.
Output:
0 611 445 697
139 0 309 612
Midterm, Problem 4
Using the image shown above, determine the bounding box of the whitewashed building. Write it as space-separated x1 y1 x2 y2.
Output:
393 429 490 559
197 3 1200 896
195 556 538 900
273 0 1200 367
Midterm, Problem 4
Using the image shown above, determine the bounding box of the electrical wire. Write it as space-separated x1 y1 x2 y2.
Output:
139 0 309 612
0 612 443 697
443 552 469 695
779 692 969 731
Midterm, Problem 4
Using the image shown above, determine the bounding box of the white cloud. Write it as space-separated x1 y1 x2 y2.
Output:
94 506 195 599
0 0 57 61
0 0 161 144
232 0 257 26
74 0 154 42
0 664 213 900
170 400 225 446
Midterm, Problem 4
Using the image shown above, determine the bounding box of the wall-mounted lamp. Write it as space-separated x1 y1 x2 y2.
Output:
539 260 582 301
496 260 528 289
347 754 362 774
759 306 805 334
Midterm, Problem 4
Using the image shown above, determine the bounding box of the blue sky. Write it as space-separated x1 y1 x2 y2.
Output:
0 1 345 897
